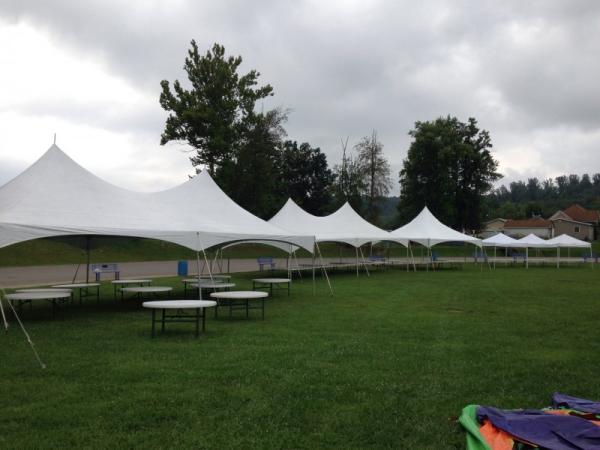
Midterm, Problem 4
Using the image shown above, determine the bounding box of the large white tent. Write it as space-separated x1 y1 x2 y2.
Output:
390 207 481 248
269 199 404 275
270 199 398 247
390 207 482 269
0 145 314 253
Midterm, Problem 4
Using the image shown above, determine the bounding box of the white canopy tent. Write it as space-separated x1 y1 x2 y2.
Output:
0 145 316 291
546 234 592 268
269 199 405 276
481 233 524 268
390 207 482 269
516 234 553 268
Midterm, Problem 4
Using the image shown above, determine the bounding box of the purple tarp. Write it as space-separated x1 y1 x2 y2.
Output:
553 392 600 415
477 406 600 450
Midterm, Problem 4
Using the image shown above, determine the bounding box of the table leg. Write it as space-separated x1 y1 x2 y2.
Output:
96 285 100 304
262 298 265 320
79 287 83 305
51 299 56 319
151 309 156 338
246 299 249 318
202 308 206 332
161 309 165 332
287 282 290 297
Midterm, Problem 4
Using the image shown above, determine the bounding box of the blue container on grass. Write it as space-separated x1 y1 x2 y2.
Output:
177 260 188 276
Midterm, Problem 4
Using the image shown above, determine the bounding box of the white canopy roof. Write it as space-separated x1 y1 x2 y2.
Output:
269 199 403 247
0 145 315 252
516 233 552 248
481 233 523 248
390 206 481 247
546 234 592 248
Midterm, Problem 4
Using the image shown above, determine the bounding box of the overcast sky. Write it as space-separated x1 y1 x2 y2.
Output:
1 0 599 194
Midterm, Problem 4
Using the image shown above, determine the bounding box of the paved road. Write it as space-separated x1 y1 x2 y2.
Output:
0 257 383 288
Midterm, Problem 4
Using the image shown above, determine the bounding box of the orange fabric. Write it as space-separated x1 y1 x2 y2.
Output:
545 409 600 426
479 420 514 450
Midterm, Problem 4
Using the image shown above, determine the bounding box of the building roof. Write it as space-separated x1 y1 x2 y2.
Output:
504 218 552 229
550 217 592 226
562 204 600 223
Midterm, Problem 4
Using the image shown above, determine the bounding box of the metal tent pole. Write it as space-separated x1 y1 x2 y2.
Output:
494 246 497 269
557 247 560 269
526 247 529 269
312 244 316 295
355 247 359 277
315 242 333 296
359 246 370 276
85 235 91 284
196 250 202 300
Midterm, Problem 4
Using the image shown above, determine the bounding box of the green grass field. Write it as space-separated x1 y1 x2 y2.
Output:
2 266 600 449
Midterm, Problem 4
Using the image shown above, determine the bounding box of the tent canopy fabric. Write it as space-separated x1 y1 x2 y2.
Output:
390 206 482 247
481 233 523 247
0 145 315 252
546 234 591 248
516 233 553 248
269 199 404 247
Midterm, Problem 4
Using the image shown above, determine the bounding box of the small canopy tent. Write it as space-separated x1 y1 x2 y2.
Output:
390 207 482 268
546 234 592 268
269 199 405 275
0 145 315 288
482 233 523 268
516 233 553 268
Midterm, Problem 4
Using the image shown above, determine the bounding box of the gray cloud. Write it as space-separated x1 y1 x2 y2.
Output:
2 0 600 192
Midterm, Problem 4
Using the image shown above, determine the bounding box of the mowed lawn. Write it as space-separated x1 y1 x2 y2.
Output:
2 266 600 449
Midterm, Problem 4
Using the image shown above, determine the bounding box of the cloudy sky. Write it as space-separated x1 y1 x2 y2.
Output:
1 0 599 194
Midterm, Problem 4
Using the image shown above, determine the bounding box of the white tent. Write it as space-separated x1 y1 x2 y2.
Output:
481 233 524 268
269 199 404 275
516 233 553 268
390 207 482 248
270 199 398 247
546 234 592 268
390 207 482 270
0 145 314 253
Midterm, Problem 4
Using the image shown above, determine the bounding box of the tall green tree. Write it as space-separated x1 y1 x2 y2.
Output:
159 41 273 176
355 130 392 224
398 116 501 230
330 149 365 214
277 141 334 215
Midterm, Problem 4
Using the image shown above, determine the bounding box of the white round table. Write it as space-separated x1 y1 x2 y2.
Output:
252 278 291 297
52 283 100 304
121 286 172 301
210 291 268 319
182 276 231 296
5 291 72 318
111 279 152 300
142 300 217 337
188 283 235 296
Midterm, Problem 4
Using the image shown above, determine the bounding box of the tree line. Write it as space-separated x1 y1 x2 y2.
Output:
159 41 503 230
487 174 600 220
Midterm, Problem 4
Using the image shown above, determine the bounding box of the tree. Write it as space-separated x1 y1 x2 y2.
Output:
228 108 288 219
277 141 334 215
159 41 274 176
398 116 501 230
355 131 392 224
330 144 366 214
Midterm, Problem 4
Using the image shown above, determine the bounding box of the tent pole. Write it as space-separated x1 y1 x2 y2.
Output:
293 250 302 279
196 250 202 300
0 288 46 369
526 247 529 269
406 243 409 272
494 246 496 270
316 242 333 296
312 244 316 295
355 247 359 277
409 243 417 272
557 247 560 269
287 244 292 280
85 235 91 284
359 246 370 276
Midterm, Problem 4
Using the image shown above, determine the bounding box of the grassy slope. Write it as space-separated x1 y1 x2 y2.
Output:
2 236 598 267
2 266 600 449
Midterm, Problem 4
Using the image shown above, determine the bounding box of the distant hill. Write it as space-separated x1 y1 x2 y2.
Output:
376 196 399 229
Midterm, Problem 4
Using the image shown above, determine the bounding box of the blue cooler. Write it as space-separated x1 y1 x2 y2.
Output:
177 260 188 276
